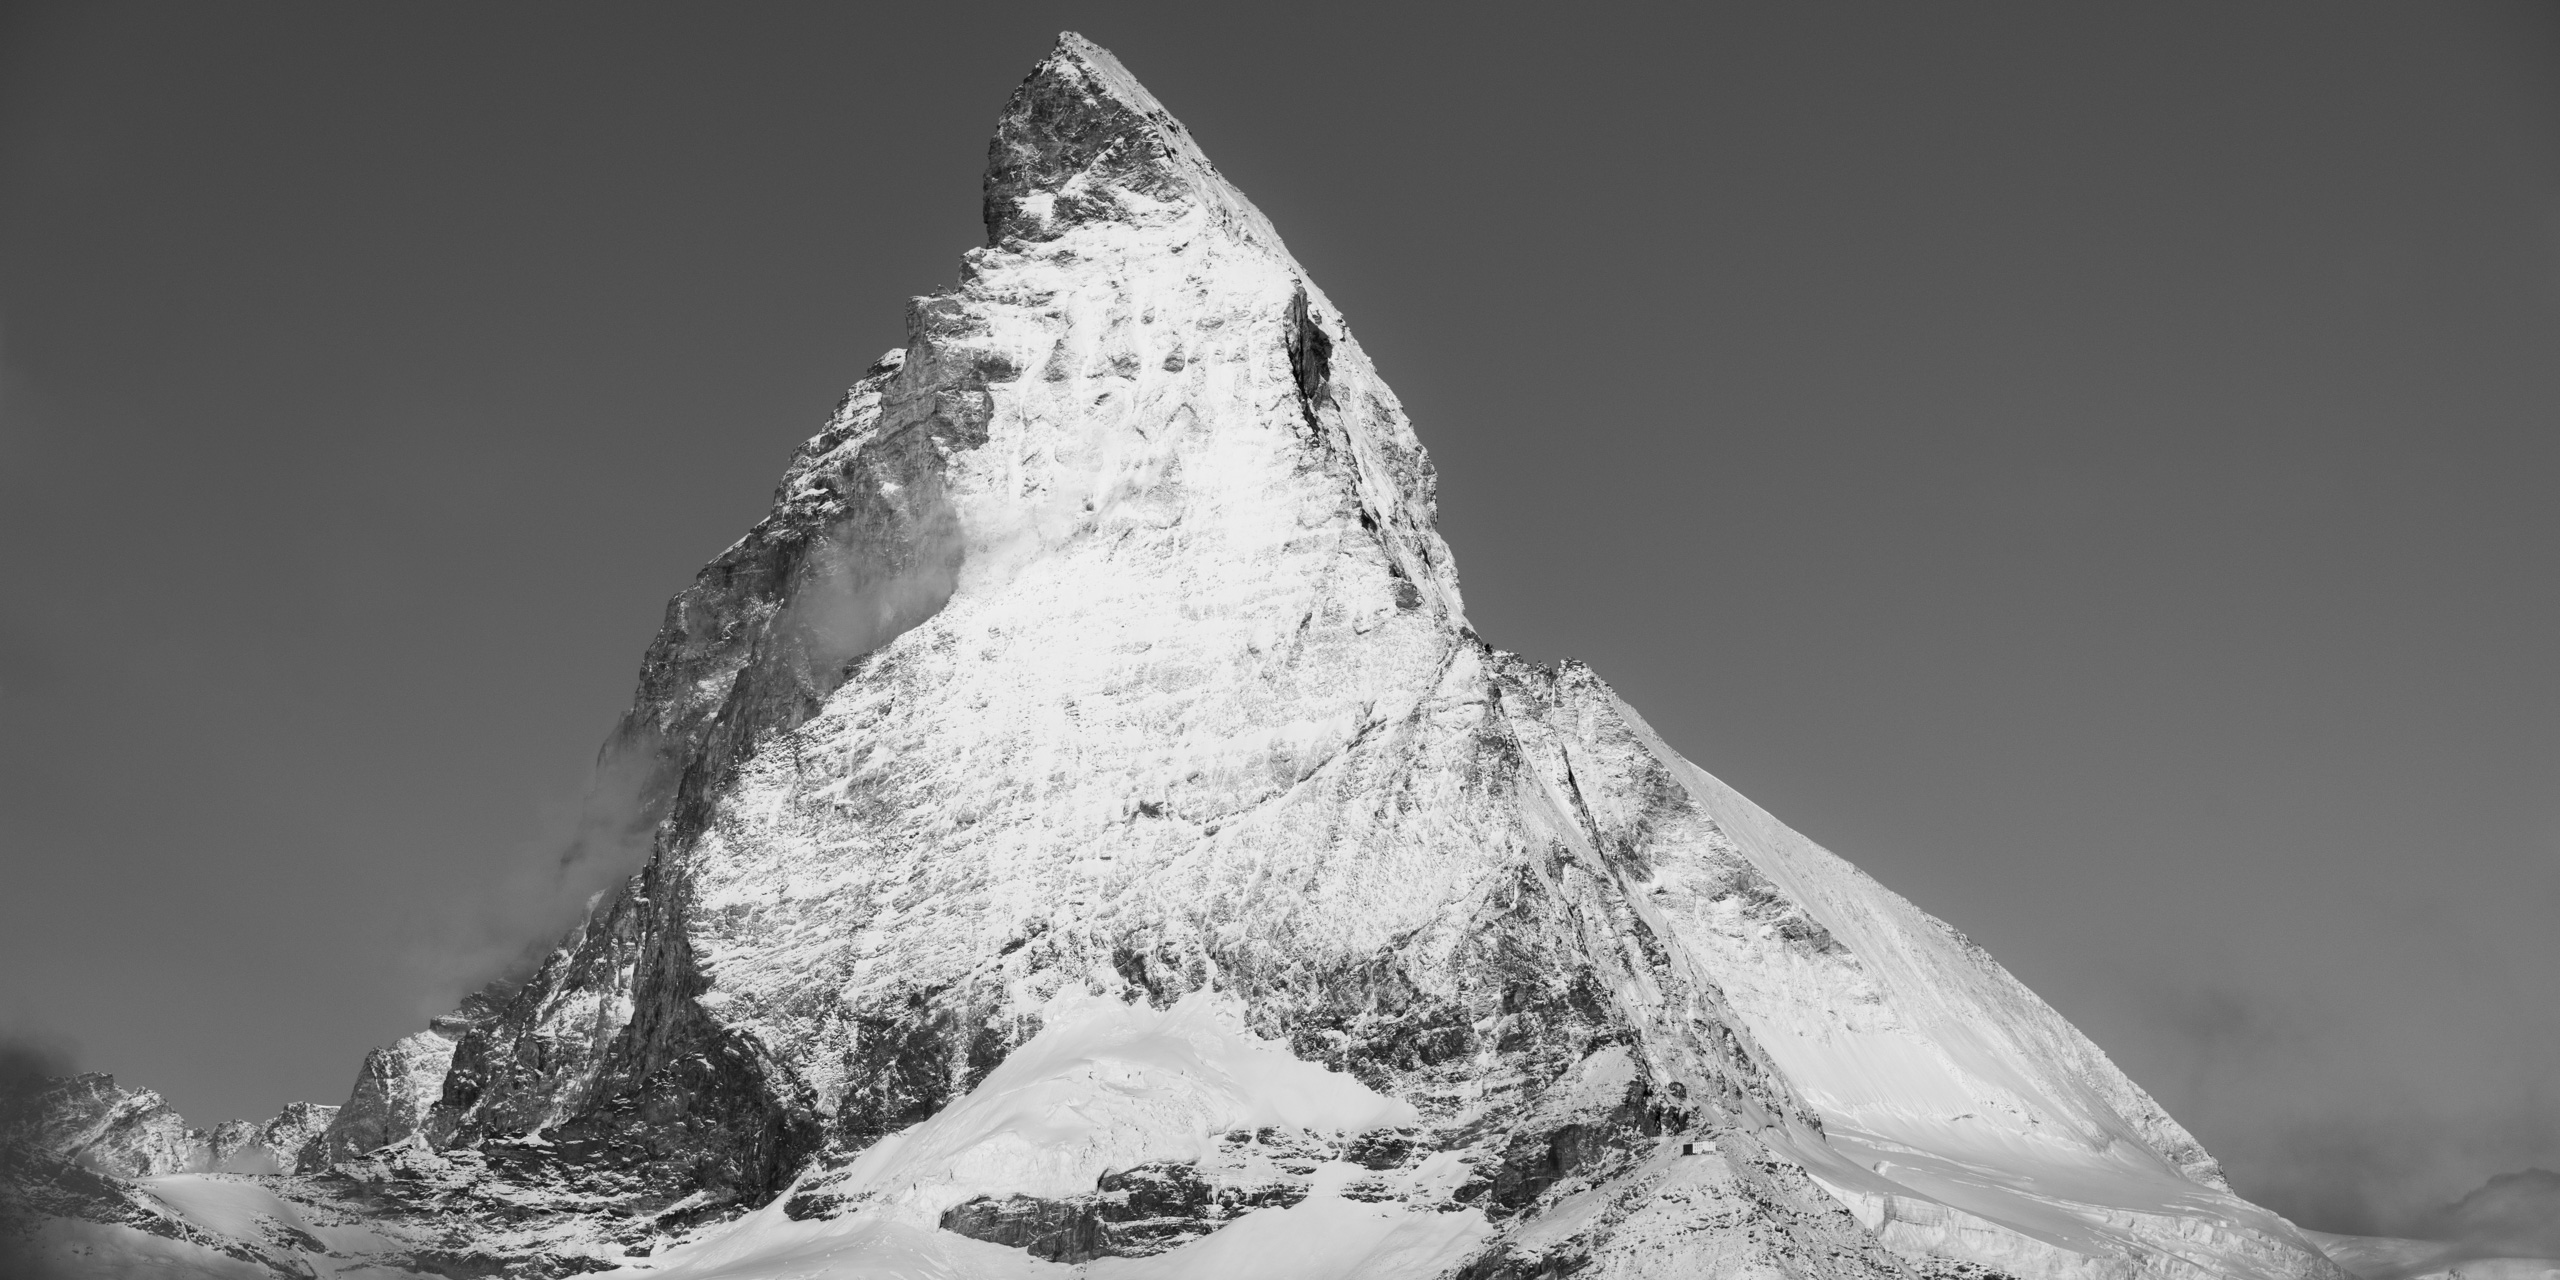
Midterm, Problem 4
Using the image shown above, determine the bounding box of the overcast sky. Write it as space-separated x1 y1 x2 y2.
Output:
2 1 2554 1239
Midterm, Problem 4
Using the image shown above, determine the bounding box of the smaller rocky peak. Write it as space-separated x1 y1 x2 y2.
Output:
320 1024 467 1164
256 1101 337 1173
983 32 1277 250
2 1073 202 1177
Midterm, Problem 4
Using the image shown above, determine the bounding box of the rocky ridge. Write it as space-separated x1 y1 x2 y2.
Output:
5 31 2360 1280
1 1075 332 1181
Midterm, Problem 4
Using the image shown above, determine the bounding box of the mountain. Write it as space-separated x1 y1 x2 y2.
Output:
2 32 2366 1280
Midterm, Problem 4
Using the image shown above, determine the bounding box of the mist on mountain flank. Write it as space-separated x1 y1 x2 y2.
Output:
0 30 2499 1280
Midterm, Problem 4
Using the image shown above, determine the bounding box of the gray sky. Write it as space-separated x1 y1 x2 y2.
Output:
2 1 2553 1239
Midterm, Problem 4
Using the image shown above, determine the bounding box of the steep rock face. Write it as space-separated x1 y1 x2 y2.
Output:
257 31 2351 1280
251 1102 337 1174
324 1021 468 1163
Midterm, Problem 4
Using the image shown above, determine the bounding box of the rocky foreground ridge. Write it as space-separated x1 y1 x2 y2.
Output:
5 32 2368 1280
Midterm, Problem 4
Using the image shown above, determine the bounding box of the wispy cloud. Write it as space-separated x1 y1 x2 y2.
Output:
2416 1169 2560 1261
2133 970 2560 1238
391 498 965 1027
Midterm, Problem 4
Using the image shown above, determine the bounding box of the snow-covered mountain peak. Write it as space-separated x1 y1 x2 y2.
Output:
3 33 2375 1280
983 32 1283 252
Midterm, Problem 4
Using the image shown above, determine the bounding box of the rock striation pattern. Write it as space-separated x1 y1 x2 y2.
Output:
8 31 2361 1280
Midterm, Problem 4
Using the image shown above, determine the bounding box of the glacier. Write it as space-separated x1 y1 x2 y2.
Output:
0 31 2414 1280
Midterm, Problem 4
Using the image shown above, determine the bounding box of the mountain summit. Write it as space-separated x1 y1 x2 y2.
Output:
5 33 2354 1280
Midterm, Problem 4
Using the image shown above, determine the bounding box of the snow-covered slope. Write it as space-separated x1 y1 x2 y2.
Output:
623 990 1489 1280
7 31 2362 1280
1513 673 2342 1280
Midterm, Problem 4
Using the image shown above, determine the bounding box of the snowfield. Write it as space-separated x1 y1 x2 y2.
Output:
622 990 1483 1280
816 988 1419 1218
